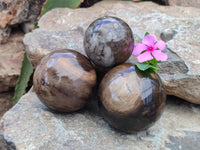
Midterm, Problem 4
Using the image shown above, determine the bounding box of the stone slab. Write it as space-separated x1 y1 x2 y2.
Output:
1 89 200 150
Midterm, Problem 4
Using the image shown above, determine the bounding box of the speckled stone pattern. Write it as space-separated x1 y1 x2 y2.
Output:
99 63 166 133
33 49 96 112
84 16 134 70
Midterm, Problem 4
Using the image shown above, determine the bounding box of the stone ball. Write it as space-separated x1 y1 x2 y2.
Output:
33 49 96 112
84 16 134 71
98 63 166 133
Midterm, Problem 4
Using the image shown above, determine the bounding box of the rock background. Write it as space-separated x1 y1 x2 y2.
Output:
0 0 200 149
23 1 200 104
0 92 13 118
0 30 23 124
0 0 45 43
0 0 45 118
0 31 24 92
157 0 200 8
105 0 200 8
1 88 200 150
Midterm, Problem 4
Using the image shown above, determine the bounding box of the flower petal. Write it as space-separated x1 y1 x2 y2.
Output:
137 51 153 63
154 40 166 50
142 34 157 46
132 43 147 56
152 50 168 61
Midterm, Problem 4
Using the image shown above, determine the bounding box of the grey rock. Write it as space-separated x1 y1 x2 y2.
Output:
0 135 7 150
0 92 13 118
166 131 200 150
0 135 15 150
160 23 200 104
1 89 200 149
160 28 178 42
0 0 45 43
158 0 200 8
0 31 24 92
23 1 200 104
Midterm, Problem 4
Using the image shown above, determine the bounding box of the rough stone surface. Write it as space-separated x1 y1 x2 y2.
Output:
0 92 13 118
157 0 200 8
0 0 45 43
1 89 200 149
0 31 24 92
23 1 200 104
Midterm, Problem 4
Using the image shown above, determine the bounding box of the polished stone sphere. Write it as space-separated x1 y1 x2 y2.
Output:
33 49 96 112
98 63 166 133
84 16 134 71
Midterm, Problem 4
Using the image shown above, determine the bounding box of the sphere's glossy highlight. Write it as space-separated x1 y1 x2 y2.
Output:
84 16 134 70
33 49 96 112
99 63 166 133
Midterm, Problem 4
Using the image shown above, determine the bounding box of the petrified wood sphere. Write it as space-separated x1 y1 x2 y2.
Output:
84 16 134 70
33 49 96 112
99 63 166 133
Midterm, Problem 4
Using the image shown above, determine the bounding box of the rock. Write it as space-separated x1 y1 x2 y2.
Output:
159 25 200 104
0 31 24 92
156 0 200 8
1 89 200 149
0 0 45 43
0 92 13 118
0 135 7 150
23 1 200 104
0 135 15 150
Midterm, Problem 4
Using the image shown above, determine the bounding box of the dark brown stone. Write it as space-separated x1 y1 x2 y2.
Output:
99 63 166 133
0 92 13 118
84 16 134 71
33 49 97 112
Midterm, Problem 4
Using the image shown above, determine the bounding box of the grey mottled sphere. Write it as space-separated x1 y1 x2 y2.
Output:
84 16 134 70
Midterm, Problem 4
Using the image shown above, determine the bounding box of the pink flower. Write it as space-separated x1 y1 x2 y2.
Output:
132 34 168 63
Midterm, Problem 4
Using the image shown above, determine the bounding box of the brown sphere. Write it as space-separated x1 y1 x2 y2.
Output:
33 49 96 112
84 16 134 70
98 63 166 133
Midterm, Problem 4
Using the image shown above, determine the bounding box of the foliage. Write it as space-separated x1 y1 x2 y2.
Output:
133 32 167 73
13 53 34 104
42 0 83 14
135 59 160 74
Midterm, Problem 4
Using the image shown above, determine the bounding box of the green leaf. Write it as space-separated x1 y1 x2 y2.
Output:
13 53 34 104
135 62 160 72
34 21 39 29
149 58 158 66
145 32 149 36
135 62 150 71
42 0 83 14
149 65 160 70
